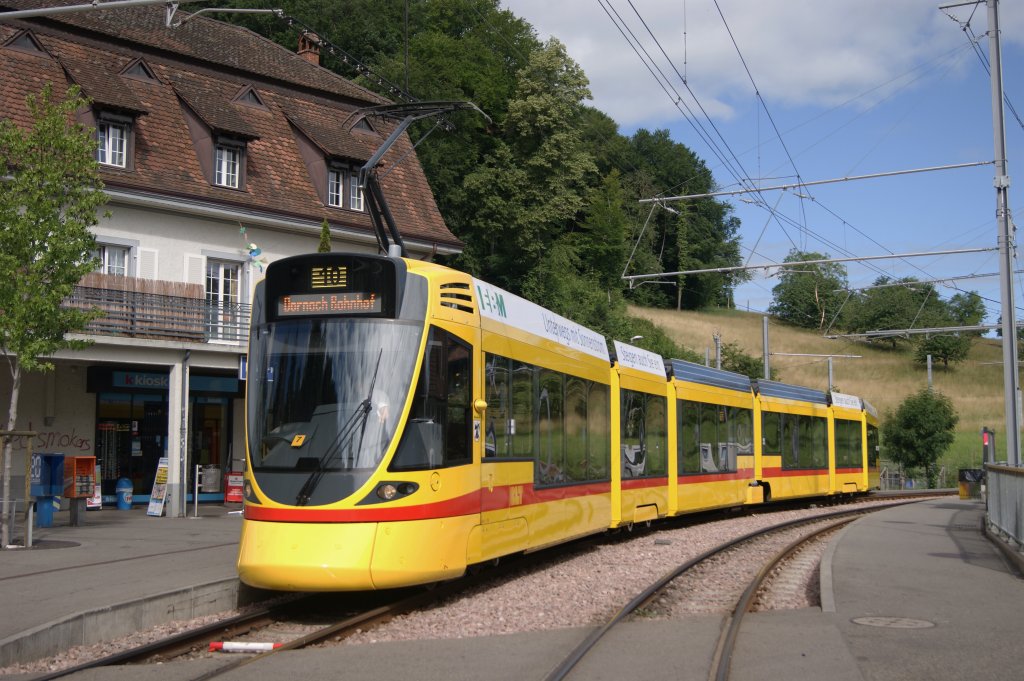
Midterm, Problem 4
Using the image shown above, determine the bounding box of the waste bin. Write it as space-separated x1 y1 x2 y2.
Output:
958 468 984 499
115 478 133 510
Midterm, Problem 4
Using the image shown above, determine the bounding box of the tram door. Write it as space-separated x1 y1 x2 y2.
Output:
478 351 531 561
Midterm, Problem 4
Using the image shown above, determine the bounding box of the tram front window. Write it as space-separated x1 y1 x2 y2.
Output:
247 319 421 505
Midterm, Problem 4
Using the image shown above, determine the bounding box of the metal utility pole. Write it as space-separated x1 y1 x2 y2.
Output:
988 0 1021 466
763 317 770 379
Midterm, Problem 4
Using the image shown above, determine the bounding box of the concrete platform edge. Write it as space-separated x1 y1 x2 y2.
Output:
0 577 245 667
818 520 854 613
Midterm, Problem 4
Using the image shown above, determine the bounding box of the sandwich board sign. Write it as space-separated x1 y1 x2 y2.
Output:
147 457 169 516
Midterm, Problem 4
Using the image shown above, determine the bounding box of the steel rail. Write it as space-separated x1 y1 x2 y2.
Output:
542 502 912 681
710 516 857 681
27 597 304 680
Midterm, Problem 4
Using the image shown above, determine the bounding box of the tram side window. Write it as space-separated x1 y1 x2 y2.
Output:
867 424 880 467
511 361 535 458
587 382 610 481
537 369 565 485
621 390 667 478
835 419 862 468
781 414 798 468
810 416 827 468
698 402 719 473
446 340 472 466
762 411 780 455
565 378 588 481
678 400 700 474
390 327 471 471
729 407 754 457
485 355 511 457
645 395 667 476
487 352 610 484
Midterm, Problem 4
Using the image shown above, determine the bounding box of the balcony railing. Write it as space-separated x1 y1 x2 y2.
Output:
66 279 251 344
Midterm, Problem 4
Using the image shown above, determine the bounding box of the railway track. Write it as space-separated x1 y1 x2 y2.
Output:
19 495 945 680
542 502 906 681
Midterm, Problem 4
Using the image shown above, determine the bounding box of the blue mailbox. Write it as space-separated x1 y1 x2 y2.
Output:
30 453 65 528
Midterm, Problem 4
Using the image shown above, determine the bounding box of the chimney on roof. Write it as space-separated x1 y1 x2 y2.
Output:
298 32 320 65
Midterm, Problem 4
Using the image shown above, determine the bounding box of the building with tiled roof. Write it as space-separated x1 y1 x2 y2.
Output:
0 0 459 518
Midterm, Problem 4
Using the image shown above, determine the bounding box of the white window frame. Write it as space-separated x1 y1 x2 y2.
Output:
97 244 129 276
349 174 364 212
327 169 344 208
214 144 240 188
93 237 138 277
205 258 243 343
97 121 127 168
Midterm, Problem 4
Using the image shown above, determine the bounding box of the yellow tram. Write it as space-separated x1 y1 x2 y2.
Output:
237 252 876 591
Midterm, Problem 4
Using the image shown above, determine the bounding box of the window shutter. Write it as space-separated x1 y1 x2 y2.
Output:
185 254 205 286
138 248 158 280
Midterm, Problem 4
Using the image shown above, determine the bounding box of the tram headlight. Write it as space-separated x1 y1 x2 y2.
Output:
366 481 418 504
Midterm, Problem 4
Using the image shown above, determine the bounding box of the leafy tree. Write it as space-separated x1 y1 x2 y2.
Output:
460 38 597 292
882 388 958 488
948 291 985 328
675 199 744 309
0 85 106 546
844 277 949 348
720 341 775 380
909 291 983 369
768 250 849 329
914 333 971 368
574 170 627 290
317 219 332 252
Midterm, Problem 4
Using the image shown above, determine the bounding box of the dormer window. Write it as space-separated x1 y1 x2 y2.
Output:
325 165 364 212
4 30 46 55
327 169 344 207
233 86 266 109
95 112 134 169
214 138 244 189
121 58 158 83
97 120 127 167
349 174 364 212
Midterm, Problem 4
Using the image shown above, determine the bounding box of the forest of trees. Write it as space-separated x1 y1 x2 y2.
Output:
219 0 754 369
768 248 986 368
220 1 980 375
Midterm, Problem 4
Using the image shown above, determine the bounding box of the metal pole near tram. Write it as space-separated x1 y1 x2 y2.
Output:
988 0 1021 466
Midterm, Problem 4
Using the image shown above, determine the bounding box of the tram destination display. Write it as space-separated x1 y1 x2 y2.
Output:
265 254 397 320
277 291 381 316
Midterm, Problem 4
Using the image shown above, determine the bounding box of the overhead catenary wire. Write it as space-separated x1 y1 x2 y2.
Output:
605 1 1003 309
623 247 997 283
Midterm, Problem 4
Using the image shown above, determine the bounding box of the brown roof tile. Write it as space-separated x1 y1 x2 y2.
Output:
57 51 146 114
0 0 459 249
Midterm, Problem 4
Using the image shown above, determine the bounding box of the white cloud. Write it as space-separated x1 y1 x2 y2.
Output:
503 0 1023 130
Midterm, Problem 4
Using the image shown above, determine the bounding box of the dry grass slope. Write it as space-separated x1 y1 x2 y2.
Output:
631 305 1008 467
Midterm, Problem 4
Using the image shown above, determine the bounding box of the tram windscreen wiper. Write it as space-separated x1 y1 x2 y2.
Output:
295 350 383 506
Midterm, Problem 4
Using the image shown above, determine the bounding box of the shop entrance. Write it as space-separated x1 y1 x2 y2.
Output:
89 367 241 504
190 396 230 496
95 393 167 498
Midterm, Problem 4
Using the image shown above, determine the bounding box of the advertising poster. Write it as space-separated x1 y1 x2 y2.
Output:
86 464 102 510
147 457 169 517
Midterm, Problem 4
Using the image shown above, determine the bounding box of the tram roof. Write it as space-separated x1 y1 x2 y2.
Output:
669 359 752 393
753 379 828 404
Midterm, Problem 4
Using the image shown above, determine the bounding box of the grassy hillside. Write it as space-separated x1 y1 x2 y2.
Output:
630 305 1008 475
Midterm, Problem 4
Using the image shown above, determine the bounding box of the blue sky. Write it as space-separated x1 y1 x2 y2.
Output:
502 0 1024 330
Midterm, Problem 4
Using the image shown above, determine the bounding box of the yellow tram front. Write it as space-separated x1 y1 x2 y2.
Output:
238 252 477 591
